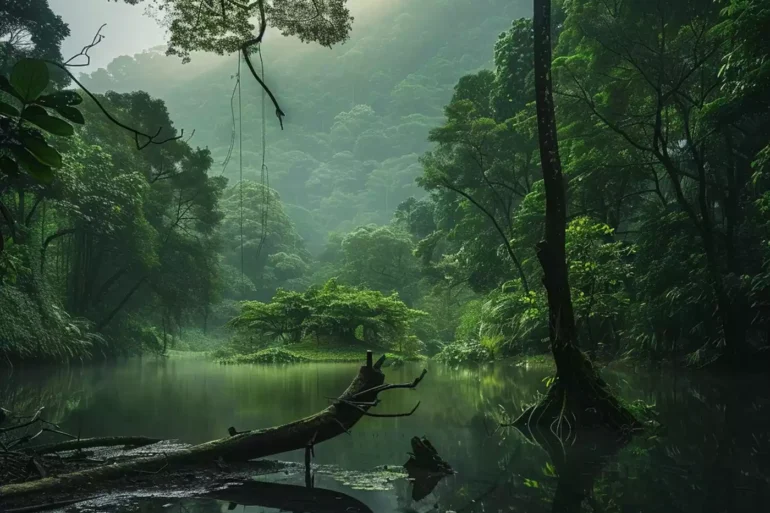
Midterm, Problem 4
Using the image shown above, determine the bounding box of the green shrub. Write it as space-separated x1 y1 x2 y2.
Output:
0 277 101 361
216 347 309 364
434 339 493 365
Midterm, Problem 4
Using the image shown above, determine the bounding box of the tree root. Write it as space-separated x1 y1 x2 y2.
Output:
510 346 639 440
0 352 427 502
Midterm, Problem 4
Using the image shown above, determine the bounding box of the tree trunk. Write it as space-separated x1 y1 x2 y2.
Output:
513 0 636 433
532 0 576 370
0 354 426 502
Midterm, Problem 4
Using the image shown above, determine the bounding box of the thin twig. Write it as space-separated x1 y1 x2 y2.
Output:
0 407 43 433
42 26 189 150
63 24 106 67
338 398 422 418
350 368 428 400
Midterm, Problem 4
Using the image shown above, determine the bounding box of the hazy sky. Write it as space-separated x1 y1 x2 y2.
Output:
47 0 402 73
49 0 166 72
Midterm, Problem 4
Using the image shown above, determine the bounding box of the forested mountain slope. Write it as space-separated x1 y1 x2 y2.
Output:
80 0 530 250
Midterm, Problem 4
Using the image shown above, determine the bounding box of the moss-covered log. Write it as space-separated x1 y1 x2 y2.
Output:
0 352 426 501
28 436 161 456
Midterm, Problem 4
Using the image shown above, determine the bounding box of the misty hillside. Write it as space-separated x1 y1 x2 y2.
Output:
80 0 530 250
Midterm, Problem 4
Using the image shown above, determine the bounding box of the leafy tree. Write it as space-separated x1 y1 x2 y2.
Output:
23 89 226 346
553 0 770 363
119 0 354 62
0 1 69 85
1 59 85 250
394 197 437 240
229 278 425 347
219 180 310 299
339 224 421 304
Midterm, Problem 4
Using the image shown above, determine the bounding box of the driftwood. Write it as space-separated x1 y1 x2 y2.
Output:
404 436 452 475
403 436 453 501
0 352 426 501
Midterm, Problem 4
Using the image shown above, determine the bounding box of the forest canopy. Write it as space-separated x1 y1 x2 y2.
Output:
1 0 770 369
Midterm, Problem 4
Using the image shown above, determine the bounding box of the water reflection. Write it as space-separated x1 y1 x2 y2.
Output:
1 359 769 512
205 481 374 513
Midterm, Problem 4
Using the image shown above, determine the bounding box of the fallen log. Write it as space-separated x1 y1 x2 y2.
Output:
0 352 426 501
30 436 162 456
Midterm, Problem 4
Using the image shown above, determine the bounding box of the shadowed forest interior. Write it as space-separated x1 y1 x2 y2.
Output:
1 1 769 512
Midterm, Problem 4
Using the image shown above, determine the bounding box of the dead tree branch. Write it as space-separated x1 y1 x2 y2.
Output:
63 24 106 67
45 26 192 149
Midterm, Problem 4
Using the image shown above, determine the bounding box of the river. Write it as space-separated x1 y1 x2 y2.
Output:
1 356 769 512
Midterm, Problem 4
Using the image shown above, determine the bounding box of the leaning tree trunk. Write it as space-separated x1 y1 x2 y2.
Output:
513 0 636 434
0 352 426 502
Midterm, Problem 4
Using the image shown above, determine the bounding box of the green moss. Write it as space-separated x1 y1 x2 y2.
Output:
216 348 310 364
166 350 211 360
288 342 371 362
507 353 556 368
213 341 425 364
317 465 407 491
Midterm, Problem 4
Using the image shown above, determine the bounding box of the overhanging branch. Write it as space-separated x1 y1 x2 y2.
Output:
439 179 530 292
44 26 193 150
240 0 286 129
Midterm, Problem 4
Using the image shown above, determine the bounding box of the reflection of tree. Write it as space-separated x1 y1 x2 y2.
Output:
0 366 94 427
527 427 624 513
702 383 770 512
588 373 770 513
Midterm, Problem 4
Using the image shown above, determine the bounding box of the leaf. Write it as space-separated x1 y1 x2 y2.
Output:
54 106 85 124
22 105 74 136
10 146 54 184
37 90 83 108
22 135 63 168
0 156 19 177
0 99 20 117
11 59 50 103
0 76 22 101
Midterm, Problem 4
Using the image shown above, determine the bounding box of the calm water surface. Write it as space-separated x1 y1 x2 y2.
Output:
2 357 769 512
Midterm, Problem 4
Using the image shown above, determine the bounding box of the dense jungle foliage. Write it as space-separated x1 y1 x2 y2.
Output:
1 0 770 369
